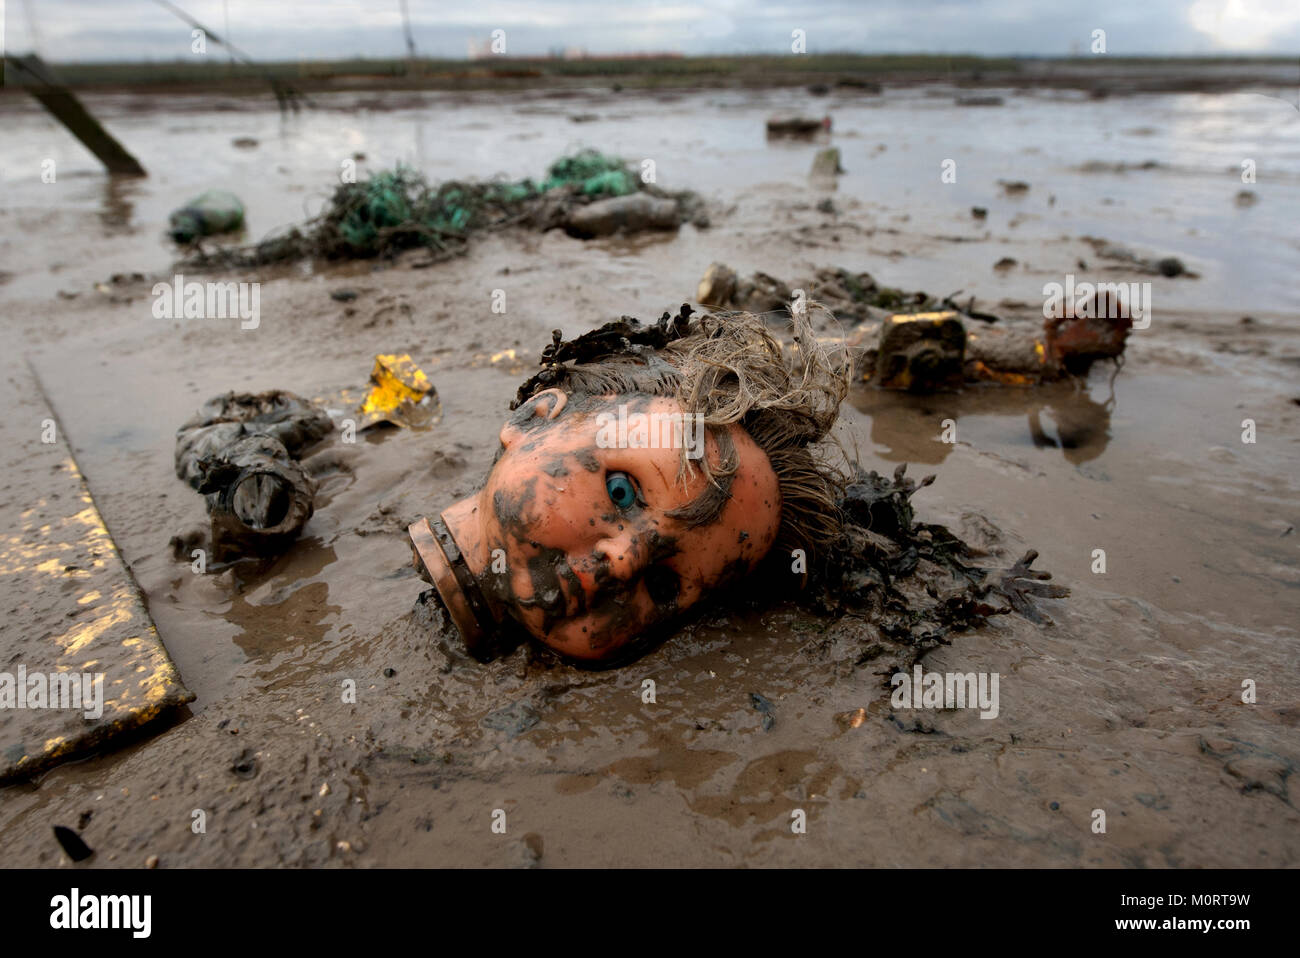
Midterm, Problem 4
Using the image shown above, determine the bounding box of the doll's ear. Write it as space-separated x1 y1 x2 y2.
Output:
499 388 568 448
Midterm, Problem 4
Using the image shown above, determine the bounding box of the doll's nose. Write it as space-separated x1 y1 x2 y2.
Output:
593 533 642 582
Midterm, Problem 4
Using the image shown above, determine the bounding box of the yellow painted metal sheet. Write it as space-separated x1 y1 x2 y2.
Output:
0 367 193 784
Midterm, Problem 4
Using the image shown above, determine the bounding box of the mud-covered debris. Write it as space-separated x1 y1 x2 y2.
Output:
564 193 681 238
1084 238 1195 278
174 390 333 560
808 464 1069 658
837 77 882 92
998 179 1030 194
750 692 776 730
697 262 738 306
696 263 938 324
231 748 259 780
957 94 1004 107
53 825 94 862
875 312 967 391
766 114 830 136
179 150 706 268
810 147 844 180
330 288 358 302
168 189 245 243
698 261 1131 389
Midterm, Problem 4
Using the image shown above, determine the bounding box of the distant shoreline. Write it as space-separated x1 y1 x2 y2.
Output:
4 53 1296 97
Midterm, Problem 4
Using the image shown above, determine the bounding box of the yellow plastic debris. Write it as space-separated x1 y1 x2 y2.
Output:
357 353 440 429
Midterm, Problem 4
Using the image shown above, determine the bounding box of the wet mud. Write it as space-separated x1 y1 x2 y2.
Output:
0 81 1297 867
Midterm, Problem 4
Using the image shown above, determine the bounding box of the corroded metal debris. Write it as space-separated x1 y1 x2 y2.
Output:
174 390 333 560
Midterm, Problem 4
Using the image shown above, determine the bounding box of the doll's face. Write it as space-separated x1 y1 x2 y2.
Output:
462 389 781 660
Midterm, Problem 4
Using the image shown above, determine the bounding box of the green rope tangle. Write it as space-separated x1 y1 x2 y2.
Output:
182 149 665 268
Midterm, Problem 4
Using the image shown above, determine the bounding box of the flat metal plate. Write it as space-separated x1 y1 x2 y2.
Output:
0 365 193 784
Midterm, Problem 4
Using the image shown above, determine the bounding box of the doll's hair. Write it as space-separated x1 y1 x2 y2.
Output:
512 305 852 563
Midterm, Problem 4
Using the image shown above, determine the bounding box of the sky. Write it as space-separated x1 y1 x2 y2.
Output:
7 0 1300 62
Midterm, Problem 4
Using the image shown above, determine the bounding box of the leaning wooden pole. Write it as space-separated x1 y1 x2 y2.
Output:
10 54 147 176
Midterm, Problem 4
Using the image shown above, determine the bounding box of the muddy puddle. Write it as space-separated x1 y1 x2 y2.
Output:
1 82 1297 866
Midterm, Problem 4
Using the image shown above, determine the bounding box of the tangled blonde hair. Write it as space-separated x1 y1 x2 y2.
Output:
514 304 852 565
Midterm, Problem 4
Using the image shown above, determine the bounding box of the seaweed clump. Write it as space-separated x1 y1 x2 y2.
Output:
806 464 1069 662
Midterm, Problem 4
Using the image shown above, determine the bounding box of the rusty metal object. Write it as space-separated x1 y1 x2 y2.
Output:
874 312 967 391
1044 289 1133 375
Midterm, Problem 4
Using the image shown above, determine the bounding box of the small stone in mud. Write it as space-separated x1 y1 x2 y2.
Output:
998 179 1030 194
509 833 544 868
383 667 397 678
1236 189 1258 207
810 147 844 179
993 257 1018 271
331 288 359 302
1050 801 1060 811
231 748 259 780
53 825 94 862
817 198 837 214
971 206 987 219
1156 256 1186 277
146 854 160 868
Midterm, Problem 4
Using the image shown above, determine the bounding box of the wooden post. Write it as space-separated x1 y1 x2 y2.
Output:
10 55 146 176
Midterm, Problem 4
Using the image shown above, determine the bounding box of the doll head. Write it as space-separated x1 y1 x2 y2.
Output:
410 305 850 663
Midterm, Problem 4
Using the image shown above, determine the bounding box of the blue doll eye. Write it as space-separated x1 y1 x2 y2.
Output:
605 471 639 510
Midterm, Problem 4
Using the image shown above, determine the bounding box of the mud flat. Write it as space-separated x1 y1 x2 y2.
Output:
0 84 1296 866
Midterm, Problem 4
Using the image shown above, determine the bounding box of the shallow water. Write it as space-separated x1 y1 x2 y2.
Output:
3 83 1299 312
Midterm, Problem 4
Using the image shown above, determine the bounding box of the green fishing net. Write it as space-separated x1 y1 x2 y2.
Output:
180 149 669 268
323 150 636 258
